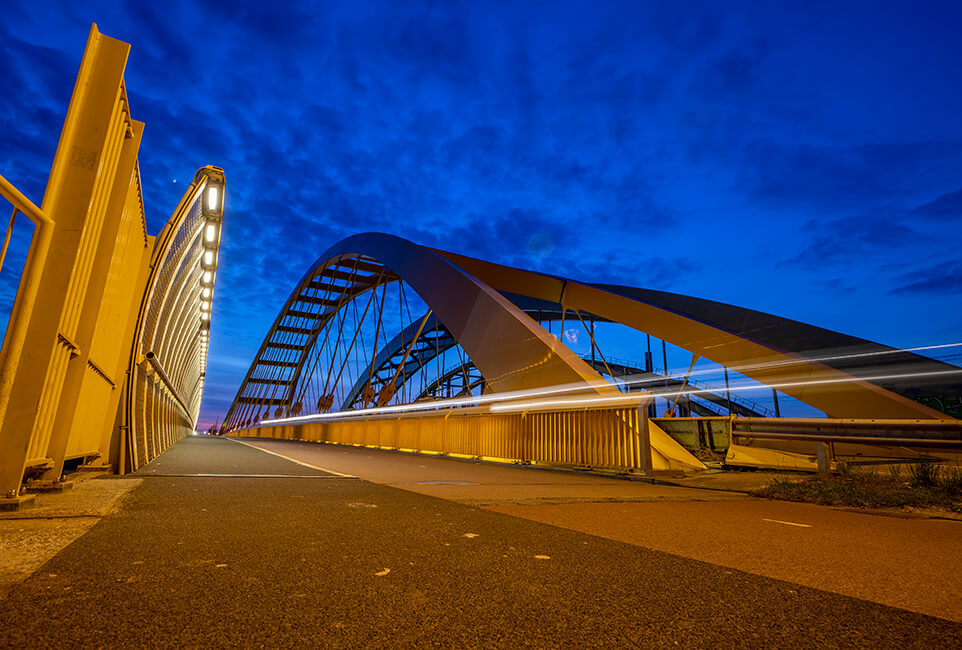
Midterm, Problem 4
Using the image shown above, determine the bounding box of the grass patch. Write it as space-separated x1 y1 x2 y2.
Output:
752 462 962 512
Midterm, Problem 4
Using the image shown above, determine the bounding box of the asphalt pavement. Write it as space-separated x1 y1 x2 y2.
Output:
235 436 962 622
0 435 959 648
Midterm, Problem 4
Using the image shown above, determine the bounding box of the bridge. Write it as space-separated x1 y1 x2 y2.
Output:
219 231 960 474
1 26 961 645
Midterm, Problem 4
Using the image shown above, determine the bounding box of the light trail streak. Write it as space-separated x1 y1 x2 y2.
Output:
268 340 961 425
259 366 962 424
606 342 962 393
490 368 962 413
259 379 607 425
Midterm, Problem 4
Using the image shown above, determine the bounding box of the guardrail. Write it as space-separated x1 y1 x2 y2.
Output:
230 399 711 476
231 402 962 475
727 417 962 470
0 26 149 503
732 417 962 442
120 166 224 473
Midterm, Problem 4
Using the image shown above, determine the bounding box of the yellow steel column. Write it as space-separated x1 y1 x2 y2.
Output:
43 120 144 480
0 25 130 497
105 229 153 474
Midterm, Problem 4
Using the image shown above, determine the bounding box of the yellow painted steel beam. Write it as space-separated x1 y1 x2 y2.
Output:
0 172 54 428
433 248 950 420
0 24 131 497
0 19 225 487
44 118 146 480
224 234 616 429
223 234 706 470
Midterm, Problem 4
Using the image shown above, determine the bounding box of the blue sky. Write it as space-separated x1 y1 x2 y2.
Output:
2 0 961 427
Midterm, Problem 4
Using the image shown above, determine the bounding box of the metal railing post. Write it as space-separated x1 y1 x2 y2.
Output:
638 400 653 475
0 217 53 497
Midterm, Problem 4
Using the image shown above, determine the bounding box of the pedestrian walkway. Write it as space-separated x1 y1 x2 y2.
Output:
236 436 962 622
0 436 959 647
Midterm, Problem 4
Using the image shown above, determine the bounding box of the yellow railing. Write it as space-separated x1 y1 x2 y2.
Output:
0 26 147 500
0 25 224 503
230 400 712 475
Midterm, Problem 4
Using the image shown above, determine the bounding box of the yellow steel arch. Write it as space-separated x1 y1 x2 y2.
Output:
435 249 951 420
224 233 614 429
225 233 961 476
227 232 950 426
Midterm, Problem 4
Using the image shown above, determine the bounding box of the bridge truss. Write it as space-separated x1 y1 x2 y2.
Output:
224 233 960 473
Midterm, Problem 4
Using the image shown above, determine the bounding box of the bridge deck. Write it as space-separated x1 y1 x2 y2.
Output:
0 437 959 646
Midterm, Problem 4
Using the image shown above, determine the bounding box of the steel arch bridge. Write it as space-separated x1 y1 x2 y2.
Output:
2 24 959 507
223 233 959 473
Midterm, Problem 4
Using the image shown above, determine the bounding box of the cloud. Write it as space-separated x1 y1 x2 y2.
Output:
780 211 923 270
912 188 962 221
740 140 962 212
810 277 857 296
384 8 479 86
889 261 962 296
649 5 722 51
695 39 770 99
4 0 962 429
0 31 75 196
553 255 697 290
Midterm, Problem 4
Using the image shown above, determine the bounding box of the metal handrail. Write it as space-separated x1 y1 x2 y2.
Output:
0 175 55 430
0 174 52 225
143 351 192 419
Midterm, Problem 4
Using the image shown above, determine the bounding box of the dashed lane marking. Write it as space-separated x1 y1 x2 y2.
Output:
762 518 812 528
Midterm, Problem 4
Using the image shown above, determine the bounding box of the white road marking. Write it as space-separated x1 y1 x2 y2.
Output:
464 533 479 538
763 518 812 528
225 437 357 478
139 473 350 478
418 480 478 485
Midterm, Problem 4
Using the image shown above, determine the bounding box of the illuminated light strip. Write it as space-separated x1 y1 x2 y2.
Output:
492 343 962 397
489 394 645 412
